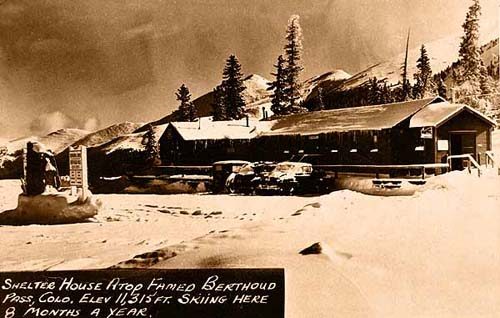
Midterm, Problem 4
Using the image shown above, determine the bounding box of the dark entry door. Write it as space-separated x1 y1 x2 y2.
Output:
449 132 476 170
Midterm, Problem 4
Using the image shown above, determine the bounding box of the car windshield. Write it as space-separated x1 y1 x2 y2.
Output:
275 164 293 172
238 164 254 173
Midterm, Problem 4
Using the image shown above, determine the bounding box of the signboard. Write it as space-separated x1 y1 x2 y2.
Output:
69 146 88 189
0 269 285 318
22 147 27 180
420 127 433 139
437 139 449 151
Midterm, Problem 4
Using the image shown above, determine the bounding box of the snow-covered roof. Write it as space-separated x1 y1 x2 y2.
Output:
264 97 445 136
410 103 497 128
169 117 272 141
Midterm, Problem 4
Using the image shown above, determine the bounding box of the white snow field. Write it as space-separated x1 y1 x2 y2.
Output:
0 131 499 318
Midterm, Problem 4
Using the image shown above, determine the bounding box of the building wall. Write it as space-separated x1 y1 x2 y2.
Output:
390 124 436 164
435 110 493 164
159 109 494 166
252 130 393 165
160 126 254 165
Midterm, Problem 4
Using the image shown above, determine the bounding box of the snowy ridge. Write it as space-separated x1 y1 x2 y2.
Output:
73 122 143 148
98 124 168 154
340 26 499 91
3 129 90 156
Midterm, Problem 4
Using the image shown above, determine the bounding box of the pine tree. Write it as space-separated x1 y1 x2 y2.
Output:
479 64 493 95
380 81 393 104
143 124 160 166
458 0 482 83
317 87 326 110
267 55 288 116
221 55 246 120
436 76 448 99
283 14 304 113
367 77 381 105
175 84 197 121
413 45 433 99
211 85 227 121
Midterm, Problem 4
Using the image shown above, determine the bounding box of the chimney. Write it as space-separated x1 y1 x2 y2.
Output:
245 115 249 127
262 107 266 120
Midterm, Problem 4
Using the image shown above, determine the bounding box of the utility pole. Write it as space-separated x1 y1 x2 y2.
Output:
401 28 411 100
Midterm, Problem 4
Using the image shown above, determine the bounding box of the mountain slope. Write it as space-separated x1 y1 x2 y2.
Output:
2 128 90 156
96 124 168 155
72 122 143 148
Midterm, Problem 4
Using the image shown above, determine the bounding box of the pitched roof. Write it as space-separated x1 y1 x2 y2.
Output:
264 97 445 136
169 117 271 141
409 103 497 128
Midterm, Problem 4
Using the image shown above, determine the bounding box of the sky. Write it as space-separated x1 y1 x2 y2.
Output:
0 0 498 139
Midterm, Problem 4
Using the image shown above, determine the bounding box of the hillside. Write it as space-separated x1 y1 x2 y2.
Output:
302 70 352 103
0 122 146 178
481 38 499 68
96 124 168 155
72 121 143 148
1 128 90 157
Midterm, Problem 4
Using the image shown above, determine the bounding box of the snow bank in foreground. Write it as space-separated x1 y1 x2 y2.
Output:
0 191 101 225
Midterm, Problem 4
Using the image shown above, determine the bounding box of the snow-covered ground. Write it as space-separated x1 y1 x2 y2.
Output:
0 132 499 317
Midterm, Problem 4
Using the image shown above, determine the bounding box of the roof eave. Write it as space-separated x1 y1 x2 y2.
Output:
435 105 497 129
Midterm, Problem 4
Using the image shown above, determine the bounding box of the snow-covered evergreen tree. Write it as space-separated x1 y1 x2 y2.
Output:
436 76 448 99
458 0 482 83
175 84 197 122
283 15 304 113
212 85 228 121
413 45 433 98
367 77 382 105
267 55 288 116
380 81 393 104
317 87 326 110
221 55 246 120
142 124 160 166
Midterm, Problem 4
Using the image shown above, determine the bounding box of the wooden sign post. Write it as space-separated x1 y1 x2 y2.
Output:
69 146 88 201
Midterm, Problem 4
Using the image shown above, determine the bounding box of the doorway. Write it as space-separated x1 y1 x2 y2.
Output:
449 131 476 170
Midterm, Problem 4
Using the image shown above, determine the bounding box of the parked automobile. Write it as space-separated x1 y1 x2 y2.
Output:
255 161 330 195
212 160 251 193
225 161 276 194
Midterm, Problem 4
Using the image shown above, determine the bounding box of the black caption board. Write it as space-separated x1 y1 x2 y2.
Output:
0 269 284 318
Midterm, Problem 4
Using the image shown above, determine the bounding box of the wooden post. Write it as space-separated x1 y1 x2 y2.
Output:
421 166 426 180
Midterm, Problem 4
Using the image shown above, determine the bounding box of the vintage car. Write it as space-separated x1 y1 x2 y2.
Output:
255 161 328 195
212 160 251 193
225 161 276 194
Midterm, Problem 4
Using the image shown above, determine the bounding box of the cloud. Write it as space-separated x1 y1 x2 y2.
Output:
83 117 100 132
29 111 79 135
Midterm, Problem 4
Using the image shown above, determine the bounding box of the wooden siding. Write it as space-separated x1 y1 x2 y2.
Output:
435 109 492 164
